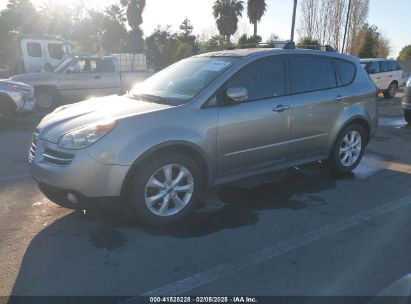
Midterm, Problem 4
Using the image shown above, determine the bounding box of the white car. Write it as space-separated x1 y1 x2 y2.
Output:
360 58 403 98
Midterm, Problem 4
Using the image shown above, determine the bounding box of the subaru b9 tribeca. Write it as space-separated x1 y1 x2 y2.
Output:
29 48 378 225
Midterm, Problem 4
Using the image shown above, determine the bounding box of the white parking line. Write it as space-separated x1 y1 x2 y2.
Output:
120 195 411 300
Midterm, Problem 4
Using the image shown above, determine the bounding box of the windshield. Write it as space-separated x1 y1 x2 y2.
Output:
54 57 74 73
129 57 239 104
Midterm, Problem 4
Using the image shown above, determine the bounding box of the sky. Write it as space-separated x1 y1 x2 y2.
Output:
0 0 409 57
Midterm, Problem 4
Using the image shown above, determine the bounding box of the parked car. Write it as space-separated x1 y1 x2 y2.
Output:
29 46 378 225
0 80 35 127
10 56 121 111
360 58 403 98
402 76 411 124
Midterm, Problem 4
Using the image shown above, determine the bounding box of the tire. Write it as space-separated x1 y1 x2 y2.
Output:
405 109 411 124
128 153 202 226
327 123 366 174
35 87 59 112
0 99 13 128
383 82 398 98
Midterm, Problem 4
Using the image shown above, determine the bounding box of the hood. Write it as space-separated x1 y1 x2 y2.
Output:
10 73 58 84
0 79 33 93
37 95 172 143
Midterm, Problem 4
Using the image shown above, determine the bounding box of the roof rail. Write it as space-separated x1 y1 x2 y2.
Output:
221 41 337 52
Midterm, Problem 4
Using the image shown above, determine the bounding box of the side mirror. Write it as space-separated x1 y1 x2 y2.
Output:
226 87 248 103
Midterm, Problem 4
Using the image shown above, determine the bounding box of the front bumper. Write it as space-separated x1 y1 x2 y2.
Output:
29 138 131 199
402 87 411 110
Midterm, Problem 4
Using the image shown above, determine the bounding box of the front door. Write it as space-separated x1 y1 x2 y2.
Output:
217 56 292 175
59 58 102 103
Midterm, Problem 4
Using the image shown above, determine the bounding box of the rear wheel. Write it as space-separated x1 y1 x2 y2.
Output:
35 87 59 112
327 123 366 174
0 99 13 128
383 82 398 98
128 153 202 226
404 109 411 124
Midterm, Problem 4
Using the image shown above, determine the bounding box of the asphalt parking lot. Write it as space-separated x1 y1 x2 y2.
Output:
0 95 410 299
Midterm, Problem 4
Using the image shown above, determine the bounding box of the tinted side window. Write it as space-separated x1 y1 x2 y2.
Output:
389 61 399 71
290 56 336 94
96 59 115 72
334 59 356 86
380 61 389 72
27 42 42 57
48 43 64 60
226 56 285 101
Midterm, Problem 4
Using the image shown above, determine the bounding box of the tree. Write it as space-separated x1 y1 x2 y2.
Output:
247 0 266 36
346 0 369 54
178 18 199 53
237 34 261 48
354 24 390 58
298 0 319 41
212 0 244 42
201 35 232 52
101 5 128 53
146 26 194 70
297 37 321 50
120 0 146 53
398 45 411 61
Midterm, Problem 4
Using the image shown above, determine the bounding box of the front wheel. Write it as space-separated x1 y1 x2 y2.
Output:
0 100 13 128
326 123 366 174
383 82 398 98
35 88 58 112
128 153 202 226
404 109 411 124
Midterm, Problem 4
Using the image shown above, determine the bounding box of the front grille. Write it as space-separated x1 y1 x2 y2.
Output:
28 131 38 163
42 148 74 166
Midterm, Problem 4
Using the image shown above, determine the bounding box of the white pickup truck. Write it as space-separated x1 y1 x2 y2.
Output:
9 56 153 111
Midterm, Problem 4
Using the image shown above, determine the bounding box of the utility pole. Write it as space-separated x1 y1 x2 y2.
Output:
342 0 352 53
290 0 298 42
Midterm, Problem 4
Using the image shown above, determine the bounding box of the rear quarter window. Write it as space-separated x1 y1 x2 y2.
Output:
289 56 337 94
333 59 356 86
27 42 42 57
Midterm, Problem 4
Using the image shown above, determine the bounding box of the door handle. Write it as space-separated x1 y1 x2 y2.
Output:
94 75 101 79
335 95 348 101
272 104 291 113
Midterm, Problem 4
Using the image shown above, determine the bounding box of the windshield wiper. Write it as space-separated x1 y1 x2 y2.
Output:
130 93 182 105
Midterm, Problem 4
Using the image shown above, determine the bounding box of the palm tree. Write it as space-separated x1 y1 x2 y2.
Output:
247 0 267 36
212 0 244 42
105 4 127 24
120 0 146 52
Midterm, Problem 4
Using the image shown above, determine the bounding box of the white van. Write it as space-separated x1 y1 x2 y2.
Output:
14 34 73 74
360 58 403 98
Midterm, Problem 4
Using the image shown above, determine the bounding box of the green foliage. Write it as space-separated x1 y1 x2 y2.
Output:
145 26 194 70
237 34 262 48
178 18 199 54
212 0 244 40
201 35 232 52
355 24 390 58
297 37 321 50
120 0 145 52
397 45 411 61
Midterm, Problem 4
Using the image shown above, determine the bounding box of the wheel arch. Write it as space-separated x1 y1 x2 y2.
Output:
120 141 213 199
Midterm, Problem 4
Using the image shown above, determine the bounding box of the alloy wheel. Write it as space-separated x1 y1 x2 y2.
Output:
339 130 362 167
144 164 194 217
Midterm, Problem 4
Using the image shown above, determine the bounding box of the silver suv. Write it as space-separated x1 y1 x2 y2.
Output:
29 47 378 225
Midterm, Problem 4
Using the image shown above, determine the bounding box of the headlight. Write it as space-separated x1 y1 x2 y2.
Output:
58 120 116 149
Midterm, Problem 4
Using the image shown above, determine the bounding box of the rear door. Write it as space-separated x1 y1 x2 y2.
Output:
365 61 382 89
379 61 390 90
217 56 293 175
288 55 347 161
